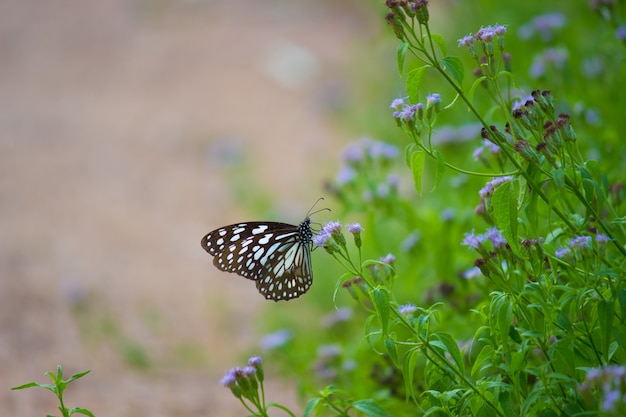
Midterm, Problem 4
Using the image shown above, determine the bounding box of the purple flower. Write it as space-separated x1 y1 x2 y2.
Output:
440 208 454 221
260 329 292 350
322 221 342 235
457 35 474 47
602 389 621 412
401 231 421 252
485 227 507 249
596 233 610 244
475 26 496 41
494 24 507 36
398 303 417 315
555 247 571 259
483 139 501 154
321 307 352 327
390 97 405 110
426 93 441 106
569 235 591 249
400 106 416 121
313 231 330 247
369 141 399 159
241 366 256 377
616 25 626 41
479 176 513 199
317 344 341 358
220 368 238 387
387 173 400 188
462 230 484 250
462 266 482 280
380 253 396 265
247 356 262 367
342 141 366 164
376 183 390 198
336 166 356 185
347 223 364 234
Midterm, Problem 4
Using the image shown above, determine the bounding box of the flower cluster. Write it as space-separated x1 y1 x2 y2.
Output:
332 137 402 208
555 233 608 262
220 356 265 407
457 24 508 59
391 94 442 134
579 365 626 415
384 0 430 40
462 227 507 252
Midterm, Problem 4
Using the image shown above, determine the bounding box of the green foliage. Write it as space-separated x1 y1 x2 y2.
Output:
230 1 626 417
11 365 96 417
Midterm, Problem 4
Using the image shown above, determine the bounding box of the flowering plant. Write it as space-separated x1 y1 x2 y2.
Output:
217 1 626 416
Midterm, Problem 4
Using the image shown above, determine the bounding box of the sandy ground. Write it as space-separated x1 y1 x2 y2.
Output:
0 1 375 415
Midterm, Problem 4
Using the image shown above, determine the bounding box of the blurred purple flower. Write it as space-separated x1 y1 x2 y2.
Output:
260 329 292 350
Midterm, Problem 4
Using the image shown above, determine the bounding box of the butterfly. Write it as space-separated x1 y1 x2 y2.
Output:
201 203 327 302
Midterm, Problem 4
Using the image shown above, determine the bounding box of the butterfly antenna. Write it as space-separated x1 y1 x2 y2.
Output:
306 197 331 218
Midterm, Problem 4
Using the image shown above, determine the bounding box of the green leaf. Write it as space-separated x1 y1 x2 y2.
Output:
371 287 391 336
396 43 409 77
428 33 447 56
598 299 615 361
552 168 565 189
617 290 626 318
434 332 465 375
69 408 96 417
406 66 428 103
353 399 394 417
611 216 626 224
441 56 464 86
404 143 416 168
384 335 399 367
10 382 40 390
490 180 521 255
471 345 494 378
431 149 445 191
467 76 487 105
402 348 420 404
410 151 426 196
67 370 91 384
303 398 321 417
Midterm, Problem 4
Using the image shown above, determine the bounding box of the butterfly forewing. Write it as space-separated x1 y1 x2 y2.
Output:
201 219 314 301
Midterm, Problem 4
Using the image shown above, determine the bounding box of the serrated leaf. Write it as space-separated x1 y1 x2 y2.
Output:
410 151 425 196
406 66 428 103
353 399 393 417
431 149 445 191
396 43 409 77
441 56 464 86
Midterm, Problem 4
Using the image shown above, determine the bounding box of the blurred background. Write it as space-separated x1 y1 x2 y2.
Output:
0 0 382 415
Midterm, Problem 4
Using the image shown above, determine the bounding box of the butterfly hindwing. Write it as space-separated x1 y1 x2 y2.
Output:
201 219 314 301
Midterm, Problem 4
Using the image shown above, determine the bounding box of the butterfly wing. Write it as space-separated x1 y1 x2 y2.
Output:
201 220 313 301
255 234 312 301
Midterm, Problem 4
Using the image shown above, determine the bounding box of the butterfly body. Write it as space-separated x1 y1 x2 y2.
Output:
201 218 314 301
